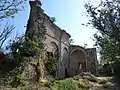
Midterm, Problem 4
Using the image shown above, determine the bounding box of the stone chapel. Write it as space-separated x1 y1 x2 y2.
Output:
26 0 98 78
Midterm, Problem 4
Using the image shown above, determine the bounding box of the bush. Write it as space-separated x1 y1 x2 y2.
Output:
113 62 120 76
45 55 57 76
51 78 93 90
55 79 78 90
43 82 52 88
0 51 4 59
113 62 120 85
73 75 81 81
98 63 114 76
77 81 92 89
10 76 26 88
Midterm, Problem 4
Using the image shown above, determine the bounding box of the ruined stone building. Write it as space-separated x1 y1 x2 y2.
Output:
26 0 98 78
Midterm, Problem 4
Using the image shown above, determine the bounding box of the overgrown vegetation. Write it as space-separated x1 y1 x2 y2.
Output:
0 0 27 49
45 54 57 76
41 78 93 90
1 0 120 89
0 0 28 86
0 0 47 88
50 17 56 23
84 0 120 82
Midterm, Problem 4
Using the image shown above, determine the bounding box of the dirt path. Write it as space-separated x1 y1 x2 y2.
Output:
90 86 117 90
90 77 119 90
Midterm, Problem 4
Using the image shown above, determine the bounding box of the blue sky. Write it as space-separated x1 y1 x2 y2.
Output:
11 0 96 48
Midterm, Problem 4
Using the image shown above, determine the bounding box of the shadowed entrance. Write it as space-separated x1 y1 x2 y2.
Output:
68 46 87 77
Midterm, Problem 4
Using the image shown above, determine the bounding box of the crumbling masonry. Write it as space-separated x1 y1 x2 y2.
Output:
26 0 98 78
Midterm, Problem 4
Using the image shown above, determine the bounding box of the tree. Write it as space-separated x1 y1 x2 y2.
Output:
0 0 27 49
0 0 27 20
95 35 120 64
84 0 120 41
0 23 15 48
84 0 120 78
84 0 120 63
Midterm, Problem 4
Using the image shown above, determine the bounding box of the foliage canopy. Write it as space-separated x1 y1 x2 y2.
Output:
84 0 120 63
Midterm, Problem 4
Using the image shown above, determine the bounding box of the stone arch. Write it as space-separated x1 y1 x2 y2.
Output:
50 42 58 54
70 46 86 55
50 42 59 60
46 42 59 77
62 47 69 77
63 48 68 65
69 46 87 76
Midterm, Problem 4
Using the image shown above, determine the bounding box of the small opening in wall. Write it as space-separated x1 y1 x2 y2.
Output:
65 68 68 78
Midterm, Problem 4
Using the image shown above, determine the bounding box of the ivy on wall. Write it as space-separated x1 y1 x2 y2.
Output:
45 52 58 76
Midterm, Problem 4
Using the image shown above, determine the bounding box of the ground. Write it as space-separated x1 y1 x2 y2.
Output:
90 77 118 90
40 73 120 90
0 72 119 90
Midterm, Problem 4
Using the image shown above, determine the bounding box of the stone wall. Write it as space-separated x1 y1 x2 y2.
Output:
27 0 71 79
26 0 98 79
86 48 98 75
43 9 70 79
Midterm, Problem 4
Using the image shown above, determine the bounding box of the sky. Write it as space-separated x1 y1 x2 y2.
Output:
10 0 97 48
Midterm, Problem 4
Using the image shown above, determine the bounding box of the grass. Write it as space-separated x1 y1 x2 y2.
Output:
53 79 78 90
43 78 93 90
0 76 93 90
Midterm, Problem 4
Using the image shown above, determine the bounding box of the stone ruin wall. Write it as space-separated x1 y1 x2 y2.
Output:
26 0 98 79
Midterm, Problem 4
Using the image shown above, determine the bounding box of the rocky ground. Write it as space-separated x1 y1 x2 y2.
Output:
90 77 119 90
73 72 119 90
0 72 119 90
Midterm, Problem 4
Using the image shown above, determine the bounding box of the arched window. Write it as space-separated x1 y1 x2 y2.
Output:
50 42 59 60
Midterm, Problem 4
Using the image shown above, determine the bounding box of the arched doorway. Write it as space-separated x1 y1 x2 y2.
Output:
50 42 59 57
62 48 68 78
46 42 59 77
69 48 87 76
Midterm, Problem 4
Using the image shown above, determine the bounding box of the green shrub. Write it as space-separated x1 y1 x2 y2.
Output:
21 36 43 57
52 79 93 90
77 81 92 89
43 82 52 88
73 75 80 81
54 79 78 90
10 76 26 88
42 79 56 88
45 56 57 76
